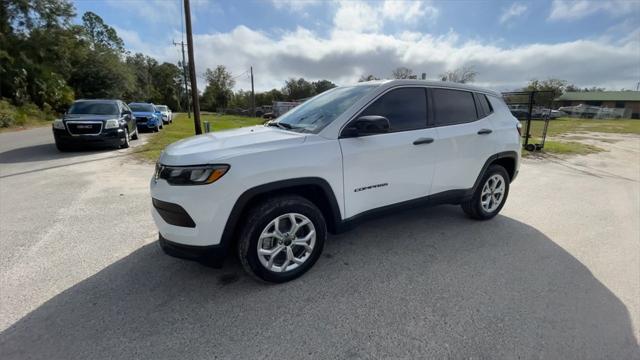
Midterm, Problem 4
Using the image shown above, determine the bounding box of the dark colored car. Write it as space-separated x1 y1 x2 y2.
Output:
53 99 138 152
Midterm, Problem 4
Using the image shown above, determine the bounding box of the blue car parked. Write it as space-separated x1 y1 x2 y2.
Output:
129 102 163 132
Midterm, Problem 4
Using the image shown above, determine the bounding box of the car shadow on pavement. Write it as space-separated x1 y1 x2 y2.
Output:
0 143 111 164
1 206 637 359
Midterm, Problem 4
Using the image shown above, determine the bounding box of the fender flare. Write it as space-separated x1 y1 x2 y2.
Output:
219 177 342 250
469 151 519 196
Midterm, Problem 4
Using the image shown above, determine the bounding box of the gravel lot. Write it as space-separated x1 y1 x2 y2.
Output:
0 128 638 359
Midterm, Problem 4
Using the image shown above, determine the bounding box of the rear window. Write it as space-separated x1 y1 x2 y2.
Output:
68 102 118 115
129 104 154 112
432 89 477 126
360 88 427 132
157 106 168 111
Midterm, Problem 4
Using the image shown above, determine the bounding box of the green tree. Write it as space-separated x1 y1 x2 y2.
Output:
0 0 78 110
150 62 183 109
255 88 284 106
124 53 159 101
201 65 235 111
312 79 337 94
81 11 124 52
69 11 131 100
282 78 314 100
524 78 568 105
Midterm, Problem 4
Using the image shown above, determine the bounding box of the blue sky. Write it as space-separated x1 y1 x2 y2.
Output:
72 0 640 91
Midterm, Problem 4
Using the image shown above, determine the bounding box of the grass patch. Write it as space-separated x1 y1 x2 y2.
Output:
525 140 604 156
521 117 638 155
0 99 57 132
521 117 640 137
135 113 264 161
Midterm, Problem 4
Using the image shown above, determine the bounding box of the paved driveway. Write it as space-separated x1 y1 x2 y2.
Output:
0 128 638 359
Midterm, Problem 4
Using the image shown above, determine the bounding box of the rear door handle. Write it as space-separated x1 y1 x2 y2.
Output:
477 129 493 135
413 137 434 145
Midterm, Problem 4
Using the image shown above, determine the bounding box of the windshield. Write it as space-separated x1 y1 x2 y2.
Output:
68 102 118 115
157 105 168 111
275 85 377 133
129 104 154 112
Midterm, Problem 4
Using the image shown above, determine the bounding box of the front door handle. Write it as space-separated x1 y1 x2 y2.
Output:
413 137 434 145
477 129 493 135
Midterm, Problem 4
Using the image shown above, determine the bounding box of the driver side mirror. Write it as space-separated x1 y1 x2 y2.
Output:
342 115 390 137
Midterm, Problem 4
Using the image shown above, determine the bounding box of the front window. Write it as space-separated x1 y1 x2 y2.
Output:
129 104 155 112
275 85 378 133
68 102 118 115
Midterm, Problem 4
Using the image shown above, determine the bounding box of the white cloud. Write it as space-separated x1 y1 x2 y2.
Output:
115 0 640 92
500 3 527 24
334 0 438 32
271 0 321 12
185 24 640 92
549 0 640 21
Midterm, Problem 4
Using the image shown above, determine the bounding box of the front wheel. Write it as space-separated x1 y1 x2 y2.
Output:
120 128 130 148
238 195 326 283
461 164 510 220
153 124 159 132
55 141 71 152
131 127 139 140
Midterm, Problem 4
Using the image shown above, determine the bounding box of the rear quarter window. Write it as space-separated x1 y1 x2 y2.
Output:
431 88 477 126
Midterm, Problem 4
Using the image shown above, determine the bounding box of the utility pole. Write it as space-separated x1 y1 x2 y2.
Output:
250 66 256 117
173 40 191 118
183 0 202 135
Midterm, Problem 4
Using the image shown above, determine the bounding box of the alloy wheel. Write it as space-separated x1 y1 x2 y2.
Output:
480 174 505 212
257 213 316 273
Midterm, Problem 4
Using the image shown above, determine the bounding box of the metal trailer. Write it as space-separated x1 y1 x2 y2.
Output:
502 90 554 151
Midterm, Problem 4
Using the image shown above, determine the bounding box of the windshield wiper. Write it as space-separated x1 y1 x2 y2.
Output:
267 121 293 130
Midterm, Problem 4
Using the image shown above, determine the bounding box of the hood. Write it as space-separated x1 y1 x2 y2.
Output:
63 114 117 121
159 125 306 165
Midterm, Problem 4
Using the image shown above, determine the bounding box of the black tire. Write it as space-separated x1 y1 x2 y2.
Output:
461 164 510 220
120 128 130 148
153 125 159 132
131 127 139 140
237 195 326 283
55 141 71 152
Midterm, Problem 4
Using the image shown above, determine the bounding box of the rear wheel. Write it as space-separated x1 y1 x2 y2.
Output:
238 195 326 283
461 165 510 220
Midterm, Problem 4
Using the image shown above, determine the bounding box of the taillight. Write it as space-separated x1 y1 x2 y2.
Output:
516 122 522 136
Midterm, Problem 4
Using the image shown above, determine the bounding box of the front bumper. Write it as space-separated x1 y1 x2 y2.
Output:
159 233 227 267
150 176 238 248
136 117 160 129
53 127 124 147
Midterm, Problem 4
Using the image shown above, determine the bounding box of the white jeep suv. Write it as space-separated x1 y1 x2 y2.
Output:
150 80 520 282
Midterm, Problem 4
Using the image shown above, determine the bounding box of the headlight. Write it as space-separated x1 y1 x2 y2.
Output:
105 119 119 129
53 119 65 129
156 164 229 185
